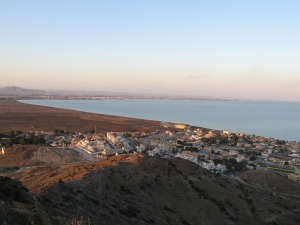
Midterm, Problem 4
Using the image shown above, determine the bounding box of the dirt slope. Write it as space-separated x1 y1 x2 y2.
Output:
0 145 88 167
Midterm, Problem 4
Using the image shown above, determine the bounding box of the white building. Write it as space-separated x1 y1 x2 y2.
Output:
137 144 146 153
223 130 231 135
176 151 198 164
198 160 227 173
107 132 118 144
147 148 162 157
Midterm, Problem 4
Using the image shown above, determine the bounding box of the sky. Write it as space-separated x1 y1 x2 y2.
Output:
0 0 299 101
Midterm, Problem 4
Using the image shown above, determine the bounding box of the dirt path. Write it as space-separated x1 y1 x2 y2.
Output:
233 176 300 200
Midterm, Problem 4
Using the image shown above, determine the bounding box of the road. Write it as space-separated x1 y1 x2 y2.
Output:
232 176 300 200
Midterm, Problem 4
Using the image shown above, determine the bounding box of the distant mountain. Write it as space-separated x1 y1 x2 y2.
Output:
0 86 48 96
0 86 246 101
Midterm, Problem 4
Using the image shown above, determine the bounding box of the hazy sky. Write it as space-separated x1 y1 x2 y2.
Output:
1 0 299 101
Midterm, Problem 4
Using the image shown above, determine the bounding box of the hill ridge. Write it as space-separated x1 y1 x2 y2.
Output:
2 154 299 225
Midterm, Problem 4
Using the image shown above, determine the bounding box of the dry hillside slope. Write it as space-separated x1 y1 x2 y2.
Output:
2 154 299 225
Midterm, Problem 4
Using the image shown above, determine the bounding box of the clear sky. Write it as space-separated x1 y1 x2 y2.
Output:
0 0 299 101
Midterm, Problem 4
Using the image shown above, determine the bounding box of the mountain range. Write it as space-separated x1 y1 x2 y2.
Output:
0 86 48 96
0 86 242 101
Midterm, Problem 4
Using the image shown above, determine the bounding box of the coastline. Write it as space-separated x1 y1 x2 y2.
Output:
1 99 299 142
19 99 300 142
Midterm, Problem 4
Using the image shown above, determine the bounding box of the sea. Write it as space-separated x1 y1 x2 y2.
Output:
20 99 300 142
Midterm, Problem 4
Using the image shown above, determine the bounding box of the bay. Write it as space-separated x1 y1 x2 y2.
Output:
20 99 300 142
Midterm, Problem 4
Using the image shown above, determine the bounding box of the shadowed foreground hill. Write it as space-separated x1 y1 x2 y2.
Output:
3 154 299 225
0 176 46 225
0 100 161 132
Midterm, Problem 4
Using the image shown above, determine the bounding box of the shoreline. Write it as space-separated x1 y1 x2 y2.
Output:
2 94 300 103
1 99 299 143
19 99 300 142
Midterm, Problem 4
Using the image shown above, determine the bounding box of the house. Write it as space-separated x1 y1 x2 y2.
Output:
244 143 252 148
176 151 199 164
229 150 239 156
165 130 173 136
137 144 146 153
223 130 231 135
175 124 186 129
106 132 118 144
147 147 162 157
100 148 118 157
198 160 227 173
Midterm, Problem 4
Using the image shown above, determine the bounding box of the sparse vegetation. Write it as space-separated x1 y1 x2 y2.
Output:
0 131 45 147
69 216 91 225
0 155 300 225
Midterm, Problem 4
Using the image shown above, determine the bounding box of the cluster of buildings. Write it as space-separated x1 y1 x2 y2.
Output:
1 123 300 182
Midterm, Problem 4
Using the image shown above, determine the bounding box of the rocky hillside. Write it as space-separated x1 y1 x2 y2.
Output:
1 154 300 225
0 145 88 167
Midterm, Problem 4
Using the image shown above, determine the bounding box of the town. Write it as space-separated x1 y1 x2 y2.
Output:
1 122 300 182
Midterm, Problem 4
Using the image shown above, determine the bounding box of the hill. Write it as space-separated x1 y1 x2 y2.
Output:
0 86 48 96
0 145 89 167
0 176 47 225
2 154 299 225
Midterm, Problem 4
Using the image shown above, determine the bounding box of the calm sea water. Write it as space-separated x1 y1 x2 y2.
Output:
20 99 300 142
